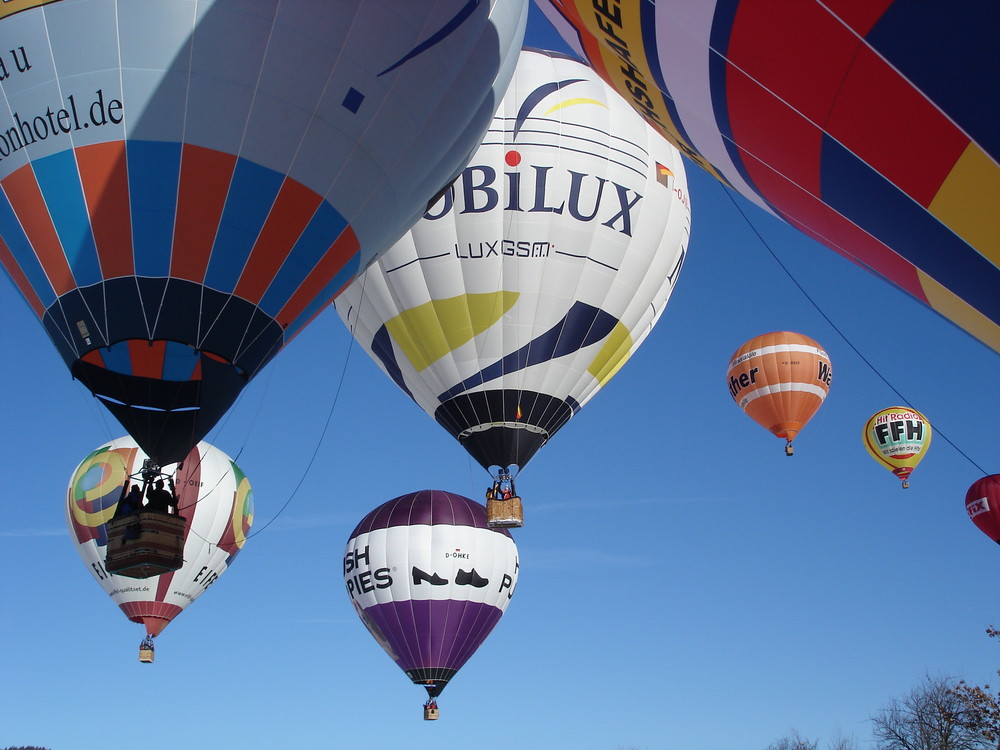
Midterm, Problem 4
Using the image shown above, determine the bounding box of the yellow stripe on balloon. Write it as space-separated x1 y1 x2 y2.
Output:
586 320 634 385
567 0 724 183
542 98 608 116
386 291 519 371
917 269 1000 354
0 0 59 21
232 477 253 549
928 142 1000 267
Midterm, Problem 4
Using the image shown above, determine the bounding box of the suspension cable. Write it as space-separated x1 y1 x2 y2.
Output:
719 181 989 477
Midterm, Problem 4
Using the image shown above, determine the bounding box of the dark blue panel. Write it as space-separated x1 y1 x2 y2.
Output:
866 0 999 158
370 324 414 400
127 140 181 278
438 301 619 401
100 340 134 376
259 199 349 318
0 190 54 307
819 133 1000 326
205 159 282 293
162 341 200 381
282 252 359 341
707 0 747 188
33 150 102 287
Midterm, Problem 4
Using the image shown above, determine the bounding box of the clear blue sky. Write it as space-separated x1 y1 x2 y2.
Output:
2 6 998 749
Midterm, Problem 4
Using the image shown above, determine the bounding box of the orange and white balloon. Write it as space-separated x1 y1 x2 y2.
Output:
727 332 832 455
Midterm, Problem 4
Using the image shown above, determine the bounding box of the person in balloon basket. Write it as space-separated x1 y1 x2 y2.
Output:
117 484 144 517
146 480 176 514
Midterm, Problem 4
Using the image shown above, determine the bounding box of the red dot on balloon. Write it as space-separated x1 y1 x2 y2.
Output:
505 150 521 167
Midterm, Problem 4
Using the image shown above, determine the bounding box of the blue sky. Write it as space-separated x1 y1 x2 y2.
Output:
2 6 998 749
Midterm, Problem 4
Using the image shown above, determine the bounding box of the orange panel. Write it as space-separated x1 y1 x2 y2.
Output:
234 177 322 302
0 235 45 316
76 141 134 278
127 339 166 380
171 144 237 282
276 226 360 328
2 166 74 295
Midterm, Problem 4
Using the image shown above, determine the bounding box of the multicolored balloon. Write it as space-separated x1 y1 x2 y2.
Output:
535 0 1000 353
862 407 932 488
66 436 253 656
964 475 1000 544
336 48 691 477
0 0 528 464
344 490 518 716
727 332 832 455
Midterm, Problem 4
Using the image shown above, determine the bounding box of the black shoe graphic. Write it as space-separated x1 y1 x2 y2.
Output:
455 568 488 588
412 567 448 586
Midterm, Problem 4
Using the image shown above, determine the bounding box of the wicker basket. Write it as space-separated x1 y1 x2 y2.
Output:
105 511 186 578
139 647 155 664
486 495 523 528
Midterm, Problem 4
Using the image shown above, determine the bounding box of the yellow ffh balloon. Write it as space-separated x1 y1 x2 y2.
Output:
862 407 932 488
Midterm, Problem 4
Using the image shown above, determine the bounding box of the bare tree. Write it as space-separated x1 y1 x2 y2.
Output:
948 627 1000 750
765 730 819 750
871 674 991 750
828 729 861 750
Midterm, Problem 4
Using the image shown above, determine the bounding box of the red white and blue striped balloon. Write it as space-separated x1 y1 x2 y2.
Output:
344 490 519 700
0 0 528 464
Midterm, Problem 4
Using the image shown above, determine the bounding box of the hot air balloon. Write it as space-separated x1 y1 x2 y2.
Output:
0 0 528 466
344 489 518 720
965 475 1000 544
336 48 691 526
66 436 253 661
862 407 932 488
727 332 832 455
535 1 1000 354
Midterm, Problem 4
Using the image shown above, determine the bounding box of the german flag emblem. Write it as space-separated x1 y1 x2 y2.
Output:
656 162 674 188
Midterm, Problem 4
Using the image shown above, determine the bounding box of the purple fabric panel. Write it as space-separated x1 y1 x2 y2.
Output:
363 598 504 674
350 489 511 538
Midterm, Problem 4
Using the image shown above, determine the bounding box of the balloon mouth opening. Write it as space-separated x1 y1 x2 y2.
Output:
772 427 800 441
406 668 457 698
421 681 448 699
138 616 171 637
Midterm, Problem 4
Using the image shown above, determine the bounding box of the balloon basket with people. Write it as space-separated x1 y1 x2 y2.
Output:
104 459 185 579
423 698 440 721
68 436 254 664
138 635 155 664
485 468 523 529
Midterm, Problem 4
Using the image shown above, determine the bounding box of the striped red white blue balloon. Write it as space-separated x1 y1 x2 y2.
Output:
0 0 528 465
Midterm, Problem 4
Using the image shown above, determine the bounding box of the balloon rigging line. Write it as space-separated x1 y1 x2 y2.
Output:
245 308 359 540
719 181 988 478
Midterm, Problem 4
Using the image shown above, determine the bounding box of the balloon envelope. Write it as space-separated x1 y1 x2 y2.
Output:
336 48 691 472
727 331 831 450
66 436 253 638
0 0 528 464
862 407 932 485
343 490 518 698
536 0 1000 353
965 475 1000 544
